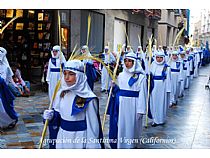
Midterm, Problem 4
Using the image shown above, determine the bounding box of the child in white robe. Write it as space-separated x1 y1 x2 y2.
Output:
108 51 147 149
46 45 66 101
149 51 171 127
167 51 184 107
43 60 104 149
101 46 116 92
0 47 18 129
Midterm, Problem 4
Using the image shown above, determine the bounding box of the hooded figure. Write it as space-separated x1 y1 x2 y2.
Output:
108 51 147 149
179 50 190 95
101 46 116 92
0 47 14 84
0 47 18 129
81 45 97 91
167 51 184 107
136 46 146 71
149 51 171 126
46 45 66 101
43 60 104 149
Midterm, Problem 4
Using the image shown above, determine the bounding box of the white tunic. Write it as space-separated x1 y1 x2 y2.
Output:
150 61 171 124
0 98 17 128
193 52 200 78
101 52 116 90
46 57 66 101
54 91 101 149
117 70 147 149
167 60 183 105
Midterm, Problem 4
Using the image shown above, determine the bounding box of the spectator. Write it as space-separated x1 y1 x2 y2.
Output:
8 62 31 97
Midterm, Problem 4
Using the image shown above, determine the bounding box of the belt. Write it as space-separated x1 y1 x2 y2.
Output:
118 89 139 97
171 68 180 72
153 75 166 80
50 68 61 72
60 118 87 131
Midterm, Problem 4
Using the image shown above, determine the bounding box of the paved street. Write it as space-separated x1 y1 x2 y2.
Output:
1 64 210 149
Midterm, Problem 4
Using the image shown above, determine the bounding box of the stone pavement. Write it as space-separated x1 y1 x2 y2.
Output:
1 64 210 149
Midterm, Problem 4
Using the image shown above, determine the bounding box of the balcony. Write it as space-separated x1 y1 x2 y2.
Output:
131 9 161 20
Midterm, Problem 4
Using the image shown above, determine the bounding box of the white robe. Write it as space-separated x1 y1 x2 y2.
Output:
150 61 171 124
116 70 147 149
0 98 17 128
101 52 116 90
193 52 200 78
46 57 66 101
168 60 184 105
53 91 101 149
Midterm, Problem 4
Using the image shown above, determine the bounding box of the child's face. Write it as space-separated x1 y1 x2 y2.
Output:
124 58 134 69
64 70 76 86
53 50 58 57
81 49 86 54
156 56 164 63
172 54 178 60
180 54 185 59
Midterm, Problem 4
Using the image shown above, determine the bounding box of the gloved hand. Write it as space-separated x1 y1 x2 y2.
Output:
43 109 54 120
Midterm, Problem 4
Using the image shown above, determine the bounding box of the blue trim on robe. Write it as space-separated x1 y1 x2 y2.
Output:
0 77 18 121
50 68 61 72
128 73 140 87
85 62 97 90
107 86 140 149
171 68 180 72
71 96 95 116
51 58 57 66
60 118 87 131
64 67 84 73
176 62 180 69
153 75 166 80
48 110 61 149
51 58 64 70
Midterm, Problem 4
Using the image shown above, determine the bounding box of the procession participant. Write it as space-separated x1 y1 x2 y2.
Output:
81 45 97 91
108 51 147 149
188 47 195 80
184 48 191 89
8 63 31 97
167 50 184 107
43 60 104 149
149 50 171 127
101 46 116 92
136 46 146 71
0 47 18 129
46 45 66 101
179 50 190 96
193 47 200 78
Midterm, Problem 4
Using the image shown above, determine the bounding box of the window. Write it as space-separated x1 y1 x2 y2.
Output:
80 10 104 54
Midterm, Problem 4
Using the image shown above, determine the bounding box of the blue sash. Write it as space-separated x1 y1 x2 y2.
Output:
60 118 87 131
50 68 61 72
118 89 139 97
153 75 166 80
171 68 180 72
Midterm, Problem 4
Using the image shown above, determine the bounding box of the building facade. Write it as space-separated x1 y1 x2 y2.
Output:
158 9 189 47
199 9 210 47
0 9 161 81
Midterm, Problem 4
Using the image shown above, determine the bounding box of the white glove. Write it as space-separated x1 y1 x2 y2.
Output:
43 109 54 120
